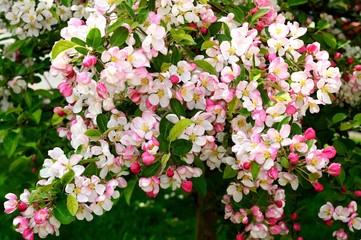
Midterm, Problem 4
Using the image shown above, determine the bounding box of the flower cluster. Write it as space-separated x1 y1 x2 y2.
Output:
319 201 361 239
1 0 91 39
3 0 350 239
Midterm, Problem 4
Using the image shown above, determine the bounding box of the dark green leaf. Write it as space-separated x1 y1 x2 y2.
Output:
86 28 102 48
110 27 129 47
223 165 238 179
194 60 217 75
4 131 19 158
323 33 337 49
287 0 308 6
171 139 192 156
124 179 137 205
142 161 161 177
159 117 174 137
106 19 125 34
170 99 186 117
192 177 207 197
250 8 270 25
276 116 291 131
53 200 76 224
60 170 75 186
136 8 150 24
208 22 223 35
96 114 108 132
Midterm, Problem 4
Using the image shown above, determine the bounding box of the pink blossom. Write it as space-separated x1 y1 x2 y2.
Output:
327 163 341 176
58 82 73 97
181 181 193 193
76 72 92 85
269 57 289 80
22 228 34 240
332 229 348 240
34 208 49 225
82 55 97 67
4 193 18 214
323 146 337 159
304 128 316 140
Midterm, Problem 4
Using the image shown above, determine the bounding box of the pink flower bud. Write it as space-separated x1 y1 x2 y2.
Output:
269 225 281 235
188 23 198 29
200 26 208 35
170 75 180 84
96 82 108 99
297 237 304 240
322 146 336 159
267 167 278 180
130 162 141 174
267 217 278 225
235 233 245 240
341 185 347 193
298 45 306 53
304 128 316 140
214 123 224 132
243 162 251 170
324 219 333 226
293 223 301 231
76 72 92 85
327 163 341 176
307 44 318 53
313 181 324 192
347 57 355 64
355 65 361 71
289 152 300 165
34 208 49 225
22 228 34 240
58 82 72 97
18 202 28 212
286 104 297 115
146 191 158 198
128 88 141 104
275 200 283 208
142 152 156 166
291 212 298 220
181 181 193 193
166 168 174 177
82 55 97 67
250 8 258 14
268 53 277 62
334 52 342 60
354 190 361 197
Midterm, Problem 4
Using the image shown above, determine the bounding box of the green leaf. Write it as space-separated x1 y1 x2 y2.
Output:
227 97 239 117
71 37 86 46
171 139 193 156
223 165 238 179
6 40 26 53
170 29 196 45
157 134 169 153
61 0 72 6
201 40 217 51
86 28 102 48
110 27 129 47
276 116 291 131
9 157 28 172
340 122 355 131
51 40 76 59
333 140 346 155
170 99 186 117
67 194 79 216
287 0 308 6
51 113 65 126
53 200 76 224
332 113 347 125
84 129 102 138
354 113 361 123
30 109 42 125
106 19 125 34
96 114 108 132
136 8 150 24
229 7 244 23
192 177 207 197
336 168 346 186
142 161 161 177
250 8 270 25
161 62 172 72
194 60 217 75
159 117 174 137
194 156 205 173
124 179 137 205
291 122 302 135
317 19 331 31
280 157 290 169
251 161 261 180
60 170 75 186
4 131 19 158
323 32 337 49
167 119 194 142
208 22 223 35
